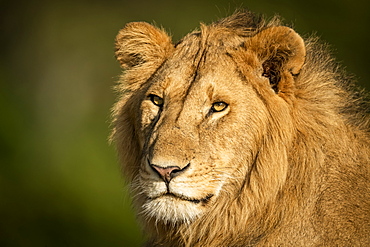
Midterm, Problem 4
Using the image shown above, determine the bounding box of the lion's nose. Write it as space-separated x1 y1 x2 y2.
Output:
150 163 189 183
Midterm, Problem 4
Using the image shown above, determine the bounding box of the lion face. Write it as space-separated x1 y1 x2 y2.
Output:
137 45 271 223
113 21 305 225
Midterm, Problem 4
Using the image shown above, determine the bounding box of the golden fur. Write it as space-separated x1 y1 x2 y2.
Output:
111 11 370 246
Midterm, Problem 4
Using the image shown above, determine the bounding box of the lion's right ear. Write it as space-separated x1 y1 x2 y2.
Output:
115 22 173 69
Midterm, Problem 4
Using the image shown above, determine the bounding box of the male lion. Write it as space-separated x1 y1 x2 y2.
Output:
111 11 370 246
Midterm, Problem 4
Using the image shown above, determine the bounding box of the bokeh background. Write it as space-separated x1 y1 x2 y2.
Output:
1 0 369 246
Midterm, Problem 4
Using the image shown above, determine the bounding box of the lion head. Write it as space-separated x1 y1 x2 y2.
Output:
111 11 370 247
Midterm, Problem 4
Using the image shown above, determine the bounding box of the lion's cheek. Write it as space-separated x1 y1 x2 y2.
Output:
169 177 224 199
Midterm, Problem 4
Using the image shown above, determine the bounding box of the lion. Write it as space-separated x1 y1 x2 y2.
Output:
111 11 370 246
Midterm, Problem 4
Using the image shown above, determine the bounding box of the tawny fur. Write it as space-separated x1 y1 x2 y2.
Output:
111 11 370 246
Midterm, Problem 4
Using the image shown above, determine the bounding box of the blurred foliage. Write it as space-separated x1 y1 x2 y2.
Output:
0 0 369 246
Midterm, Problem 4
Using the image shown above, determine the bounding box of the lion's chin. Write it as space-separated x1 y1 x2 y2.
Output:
140 194 213 224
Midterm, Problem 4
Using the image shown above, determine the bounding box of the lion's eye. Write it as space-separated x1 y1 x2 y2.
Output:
149 94 164 107
211 102 228 112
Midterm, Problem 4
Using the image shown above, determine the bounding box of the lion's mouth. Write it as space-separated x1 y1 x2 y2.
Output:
149 193 214 204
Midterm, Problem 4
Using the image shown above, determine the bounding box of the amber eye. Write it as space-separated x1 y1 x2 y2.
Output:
211 102 228 112
149 94 164 107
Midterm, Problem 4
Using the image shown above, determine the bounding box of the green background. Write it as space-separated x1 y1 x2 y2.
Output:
1 0 369 246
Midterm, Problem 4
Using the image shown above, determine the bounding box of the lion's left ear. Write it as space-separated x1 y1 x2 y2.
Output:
248 26 306 93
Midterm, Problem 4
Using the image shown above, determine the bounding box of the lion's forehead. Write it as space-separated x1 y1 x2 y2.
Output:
151 35 241 99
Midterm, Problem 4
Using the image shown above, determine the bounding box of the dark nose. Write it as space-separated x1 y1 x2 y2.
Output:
150 164 189 183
